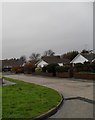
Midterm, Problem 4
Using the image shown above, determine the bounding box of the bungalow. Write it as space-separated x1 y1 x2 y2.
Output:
2 59 25 71
70 53 95 65
36 56 70 68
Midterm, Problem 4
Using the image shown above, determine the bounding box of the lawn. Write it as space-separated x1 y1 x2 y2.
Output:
0 86 2 119
2 77 61 119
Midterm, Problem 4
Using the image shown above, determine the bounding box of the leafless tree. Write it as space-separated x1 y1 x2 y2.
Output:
20 55 26 62
29 53 40 61
43 49 55 56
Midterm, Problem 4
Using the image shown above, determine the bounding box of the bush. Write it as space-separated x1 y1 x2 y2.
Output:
24 63 36 74
46 63 59 76
2 68 12 72
63 65 70 72
56 66 64 73
74 62 92 73
35 67 42 73
74 63 83 72
56 65 70 73
12 66 24 73
83 62 92 72
90 61 95 72
42 66 47 72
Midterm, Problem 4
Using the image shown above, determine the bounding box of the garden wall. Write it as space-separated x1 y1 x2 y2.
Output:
74 72 95 80
56 72 71 78
32 72 53 77
31 72 95 80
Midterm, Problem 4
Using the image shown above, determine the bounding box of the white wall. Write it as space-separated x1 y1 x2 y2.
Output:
58 63 63 66
37 60 48 67
71 54 88 64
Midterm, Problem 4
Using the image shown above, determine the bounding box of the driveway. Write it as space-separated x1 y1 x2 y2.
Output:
2 73 94 118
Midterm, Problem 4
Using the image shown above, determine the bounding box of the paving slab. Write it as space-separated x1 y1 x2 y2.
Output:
2 79 16 86
51 99 93 118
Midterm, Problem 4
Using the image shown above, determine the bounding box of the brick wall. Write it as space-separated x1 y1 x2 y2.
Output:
74 72 95 80
56 72 71 78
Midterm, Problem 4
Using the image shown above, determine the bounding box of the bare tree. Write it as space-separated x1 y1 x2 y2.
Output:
29 53 40 61
43 49 55 56
20 55 26 62
81 49 89 54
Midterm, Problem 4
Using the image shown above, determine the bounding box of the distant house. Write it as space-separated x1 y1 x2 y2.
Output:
2 59 25 71
36 56 70 68
70 53 95 65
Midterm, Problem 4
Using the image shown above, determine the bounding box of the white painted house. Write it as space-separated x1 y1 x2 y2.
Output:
70 54 88 64
70 53 95 65
36 60 48 68
36 56 70 68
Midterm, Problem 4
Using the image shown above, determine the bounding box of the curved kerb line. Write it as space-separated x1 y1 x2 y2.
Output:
64 97 95 104
33 93 64 120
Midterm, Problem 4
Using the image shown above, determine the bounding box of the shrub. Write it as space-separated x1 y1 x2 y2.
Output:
35 67 42 73
46 63 59 76
12 66 24 73
46 63 59 73
90 61 95 72
56 65 70 73
42 66 47 72
74 63 83 72
74 62 92 72
2 68 12 72
63 65 70 72
83 62 91 72
56 66 64 73
24 63 36 74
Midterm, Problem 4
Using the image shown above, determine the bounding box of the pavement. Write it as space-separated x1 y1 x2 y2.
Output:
2 79 16 86
1 72 94 118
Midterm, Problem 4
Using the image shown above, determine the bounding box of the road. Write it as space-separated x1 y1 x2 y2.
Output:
2 73 94 118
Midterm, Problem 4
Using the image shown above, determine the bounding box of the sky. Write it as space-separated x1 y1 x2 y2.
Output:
2 2 93 59
0 2 2 60
94 1 95 51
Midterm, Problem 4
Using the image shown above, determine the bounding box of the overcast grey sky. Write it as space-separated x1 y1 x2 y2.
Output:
2 2 93 59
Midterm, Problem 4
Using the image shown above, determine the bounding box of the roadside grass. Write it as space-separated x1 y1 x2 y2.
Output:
2 77 61 119
0 86 2 119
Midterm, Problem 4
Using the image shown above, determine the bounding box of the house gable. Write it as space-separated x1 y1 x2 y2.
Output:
37 60 48 68
58 63 63 66
70 54 88 64
92 58 95 62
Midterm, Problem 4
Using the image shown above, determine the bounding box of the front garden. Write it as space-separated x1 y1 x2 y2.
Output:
2 77 61 119
9 61 95 80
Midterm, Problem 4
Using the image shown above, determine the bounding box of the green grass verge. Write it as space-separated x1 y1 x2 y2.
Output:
2 77 61 119
0 86 2 119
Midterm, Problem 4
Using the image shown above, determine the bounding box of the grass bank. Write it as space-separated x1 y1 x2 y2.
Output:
2 77 61 119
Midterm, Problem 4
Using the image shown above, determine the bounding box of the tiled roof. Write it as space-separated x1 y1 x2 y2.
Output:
41 56 70 64
2 59 24 68
81 53 95 62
